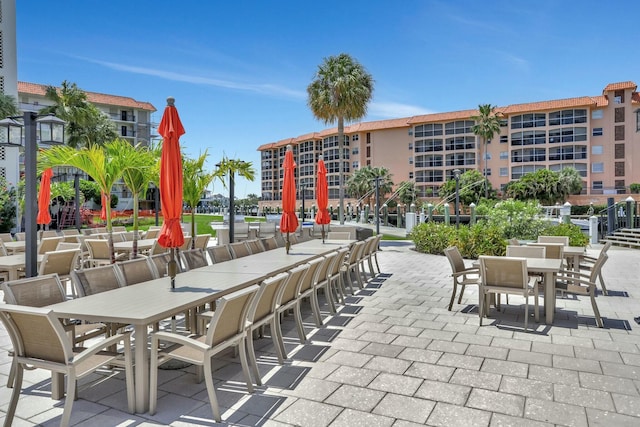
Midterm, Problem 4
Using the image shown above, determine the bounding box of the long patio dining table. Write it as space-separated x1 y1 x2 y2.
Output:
47 239 353 413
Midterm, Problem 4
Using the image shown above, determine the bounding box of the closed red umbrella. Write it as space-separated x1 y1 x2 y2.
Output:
158 97 185 288
314 157 330 243
37 168 53 235
279 145 298 253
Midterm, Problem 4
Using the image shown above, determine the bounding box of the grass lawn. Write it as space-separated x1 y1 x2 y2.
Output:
130 214 267 236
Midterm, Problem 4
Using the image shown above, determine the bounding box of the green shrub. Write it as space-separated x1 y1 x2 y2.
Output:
0 178 16 233
408 222 455 254
630 183 640 194
540 223 589 246
410 222 506 257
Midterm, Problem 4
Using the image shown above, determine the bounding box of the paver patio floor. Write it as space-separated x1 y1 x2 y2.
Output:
1 240 640 426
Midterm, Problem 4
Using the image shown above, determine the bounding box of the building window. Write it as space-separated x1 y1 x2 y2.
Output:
484 168 491 176
615 162 625 176
591 162 604 173
352 134 359 141
615 180 626 192
591 145 603 155
409 172 414 179
592 128 603 136
444 120 474 135
614 90 625 104
592 181 603 190
591 109 603 119
408 142 413 150
414 123 443 137
615 125 625 141
499 167 508 177
366 132 371 144
636 109 640 132
366 146 370 157
352 161 359 169
352 147 359 155
409 157 413 164
615 144 625 159
500 135 508 143
121 126 127 136
500 151 508 160
548 109 587 126
615 107 625 123
510 113 546 129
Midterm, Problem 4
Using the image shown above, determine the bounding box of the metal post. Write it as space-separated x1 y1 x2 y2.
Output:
453 169 461 229
374 177 380 235
301 185 306 222
154 186 159 226
24 112 37 277
74 172 81 231
229 171 235 243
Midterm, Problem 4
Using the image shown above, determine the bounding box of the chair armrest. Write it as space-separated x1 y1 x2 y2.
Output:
452 268 480 278
73 331 132 364
151 331 209 352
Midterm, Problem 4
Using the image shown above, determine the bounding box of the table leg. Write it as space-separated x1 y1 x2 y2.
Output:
51 373 64 399
544 272 555 324
9 268 17 281
134 324 149 413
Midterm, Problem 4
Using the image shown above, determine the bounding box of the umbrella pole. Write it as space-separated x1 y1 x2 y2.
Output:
285 232 290 254
168 248 178 289
322 224 325 243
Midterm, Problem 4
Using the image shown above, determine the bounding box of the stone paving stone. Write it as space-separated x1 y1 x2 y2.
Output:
443 323 483 335
531 341 575 357
593 339 640 354
499 376 553 400
325 350 373 368
489 413 554 427
573 346 622 363
274 399 342 427
611 393 640 417
367 372 423 396
329 408 395 427
329 337 370 352
578 371 639 395
419 329 458 342
286 377 341 401
427 402 492 427
620 352 640 366
466 388 525 417
427 339 469 354
363 355 412 375
528 365 580 386
507 349 552 367
453 332 492 346
491 336 532 351
475 327 514 339
524 398 588 427
450 368 502 391
390 335 432 349
305 362 341 380
600 360 640 380
410 319 448 331
404 361 455 382
385 325 424 337
553 383 615 411
585 407 640 427
324 384 385 412
325 366 379 387
391 420 426 427
552 355 602 374
396 347 442 364
550 334 594 349
437 353 484 371
361 342 405 358
337 328 367 340
414 379 471 405
352 321 393 333
372 393 436 424
465 344 508 360
481 358 529 378
358 331 399 345
381 316 416 327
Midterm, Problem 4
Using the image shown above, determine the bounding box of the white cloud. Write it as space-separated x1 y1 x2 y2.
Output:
369 101 436 118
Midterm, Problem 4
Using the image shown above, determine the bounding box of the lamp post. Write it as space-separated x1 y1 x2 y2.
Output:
372 176 382 235
216 161 246 243
0 112 65 277
453 169 461 229
300 183 309 223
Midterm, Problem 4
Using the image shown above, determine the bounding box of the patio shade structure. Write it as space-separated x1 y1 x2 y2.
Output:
158 97 185 288
279 145 298 254
37 168 53 236
314 156 330 243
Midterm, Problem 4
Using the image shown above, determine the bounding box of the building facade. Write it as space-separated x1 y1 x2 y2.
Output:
258 81 640 209
0 0 20 188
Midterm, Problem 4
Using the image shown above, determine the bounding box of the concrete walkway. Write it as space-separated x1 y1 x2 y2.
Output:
1 241 640 426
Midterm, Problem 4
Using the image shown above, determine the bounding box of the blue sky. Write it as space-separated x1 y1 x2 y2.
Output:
16 1 640 197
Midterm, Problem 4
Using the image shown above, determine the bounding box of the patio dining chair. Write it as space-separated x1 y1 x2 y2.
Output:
311 251 340 325
148 253 176 278
341 241 367 293
0 305 135 427
150 285 260 422
229 241 251 259
38 249 81 297
444 246 480 311
246 239 265 254
260 236 278 251
538 235 569 245
207 245 233 263
144 228 160 239
37 236 63 254
116 257 158 286
478 255 540 331
85 239 126 267
72 264 125 297
193 234 211 250
327 231 351 240
180 248 209 271
579 241 612 295
0 232 13 243
178 236 193 251
274 263 310 359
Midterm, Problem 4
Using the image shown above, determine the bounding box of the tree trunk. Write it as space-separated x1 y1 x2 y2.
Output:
338 117 345 225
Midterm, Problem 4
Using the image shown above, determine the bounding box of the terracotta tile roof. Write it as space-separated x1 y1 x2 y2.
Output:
603 81 637 92
348 117 411 132
273 137 296 149
406 109 479 124
500 97 596 115
591 95 609 107
257 143 276 151
18 81 156 111
317 127 338 137
295 132 321 142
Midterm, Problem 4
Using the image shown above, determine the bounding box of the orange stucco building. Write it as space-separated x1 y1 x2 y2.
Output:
258 81 640 209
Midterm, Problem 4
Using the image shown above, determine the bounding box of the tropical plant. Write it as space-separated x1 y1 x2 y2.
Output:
396 181 417 206
183 151 216 247
50 181 76 203
439 170 493 207
39 140 129 262
79 179 101 206
505 168 561 205
119 141 158 257
0 92 19 118
307 53 374 224
630 183 640 194
557 167 584 200
0 176 17 233
471 104 502 198
41 80 117 147
345 166 393 207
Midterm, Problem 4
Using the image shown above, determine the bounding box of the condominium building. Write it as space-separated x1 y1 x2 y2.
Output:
258 80 640 208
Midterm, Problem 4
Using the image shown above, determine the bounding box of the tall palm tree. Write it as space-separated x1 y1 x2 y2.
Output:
215 157 256 242
120 141 158 258
345 166 393 207
39 140 129 262
307 53 374 224
183 151 216 247
0 93 19 118
471 104 502 198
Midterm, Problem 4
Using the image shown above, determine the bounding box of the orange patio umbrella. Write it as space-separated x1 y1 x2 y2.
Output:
157 97 185 288
37 168 53 234
314 156 330 243
279 145 298 254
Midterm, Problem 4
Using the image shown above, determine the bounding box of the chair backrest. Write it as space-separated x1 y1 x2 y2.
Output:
229 242 251 259
149 253 178 277
0 232 14 242
0 305 72 365
112 226 126 233
40 230 59 239
38 249 81 278
72 264 124 297
56 241 81 251
38 236 63 254
180 248 209 271
194 234 211 250
587 251 609 283
330 248 349 278
316 251 339 286
0 240 7 256
2 274 67 306
150 240 169 255
508 238 520 246
246 273 289 325
529 242 564 259
258 222 276 237
144 228 160 239
297 257 325 295
479 256 528 290
506 245 546 258
85 239 111 261
444 246 466 274
179 236 193 251
206 285 260 346
246 239 265 254
117 258 157 285
600 241 612 255
327 232 351 240
346 241 365 266
261 237 278 251
207 245 233 264
61 229 80 237
14 232 25 241
277 263 310 306
537 235 569 245
274 233 286 248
